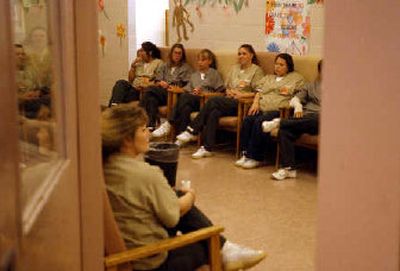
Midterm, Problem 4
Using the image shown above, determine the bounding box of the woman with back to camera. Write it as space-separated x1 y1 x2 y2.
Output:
109 41 163 106
140 43 193 128
159 44 264 158
235 53 305 169
102 105 266 271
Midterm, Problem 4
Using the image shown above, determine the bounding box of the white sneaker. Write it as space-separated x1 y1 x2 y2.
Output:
222 241 266 271
176 130 197 143
174 139 183 147
192 146 213 159
152 121 171 137
241 158 262 169
234 155 248 167
271 167 297 180
262 118 280 133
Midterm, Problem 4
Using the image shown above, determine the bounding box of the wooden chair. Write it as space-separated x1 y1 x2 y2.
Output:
218 97 254 158
271 107 319 168
154 85 185 139
164 85 184 119
192 95 254 157
103 188 224 271
134 84 181 127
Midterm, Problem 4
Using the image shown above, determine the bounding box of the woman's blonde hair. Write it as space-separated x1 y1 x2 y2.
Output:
101 104 148 162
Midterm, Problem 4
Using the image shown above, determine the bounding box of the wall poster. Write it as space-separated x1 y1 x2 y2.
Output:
265 0 310 55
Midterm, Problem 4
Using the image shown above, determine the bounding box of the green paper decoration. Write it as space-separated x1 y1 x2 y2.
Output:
184 0 248 13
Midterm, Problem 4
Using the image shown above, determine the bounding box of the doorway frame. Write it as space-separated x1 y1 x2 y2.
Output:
0 0 103 270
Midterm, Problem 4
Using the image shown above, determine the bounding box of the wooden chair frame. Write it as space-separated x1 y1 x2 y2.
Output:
152 87 254 157
133 84 181 128
195 95 254 158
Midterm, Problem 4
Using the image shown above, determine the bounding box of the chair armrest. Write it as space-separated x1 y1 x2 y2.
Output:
105 225 224 268
138 83 156 89
236 92 255 100
201 92 224 98
199 92 225 107
166 86 184 118
167 86 184 94
237 97 254 105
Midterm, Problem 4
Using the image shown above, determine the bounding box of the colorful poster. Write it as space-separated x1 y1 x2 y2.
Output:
265 0 310 55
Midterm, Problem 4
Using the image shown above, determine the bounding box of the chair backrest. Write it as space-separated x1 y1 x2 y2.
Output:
103 185 132 271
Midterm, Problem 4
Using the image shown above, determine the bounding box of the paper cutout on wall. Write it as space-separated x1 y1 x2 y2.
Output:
22 0 45 13
307 0 323 4
265 0 309 55
184 0 248 14
23 0 40 8
98 0 110 20
99 31 107 57
173 0 195 42
116 23 126 46
195 5 202 18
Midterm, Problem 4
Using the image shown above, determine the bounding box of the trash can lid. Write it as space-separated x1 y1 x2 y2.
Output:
145 142 179 162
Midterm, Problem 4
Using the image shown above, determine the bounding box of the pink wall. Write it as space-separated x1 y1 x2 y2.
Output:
317 0 400 270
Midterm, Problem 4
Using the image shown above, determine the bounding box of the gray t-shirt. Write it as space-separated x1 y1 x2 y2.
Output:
155 62 193 86
183 68 225 93
296 79 321 115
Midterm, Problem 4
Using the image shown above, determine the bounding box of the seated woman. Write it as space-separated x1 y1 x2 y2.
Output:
140 43 193 128
235 53 305 169
152 49 225 139
15 43 51 119
108 41 163 106
171 44 264 158
102 105 266 271
262 60 322 180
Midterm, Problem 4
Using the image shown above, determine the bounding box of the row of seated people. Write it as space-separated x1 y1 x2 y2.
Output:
108 41 321 181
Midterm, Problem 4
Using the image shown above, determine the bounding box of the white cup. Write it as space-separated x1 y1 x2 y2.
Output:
181 180 191 189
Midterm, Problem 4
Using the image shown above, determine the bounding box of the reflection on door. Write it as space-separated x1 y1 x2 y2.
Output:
10 0 66 233
1 0 101 269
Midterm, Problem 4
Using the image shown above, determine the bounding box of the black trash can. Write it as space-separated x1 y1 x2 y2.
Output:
144 142 179 187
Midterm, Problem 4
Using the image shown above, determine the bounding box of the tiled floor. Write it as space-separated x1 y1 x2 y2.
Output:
176 145 318 271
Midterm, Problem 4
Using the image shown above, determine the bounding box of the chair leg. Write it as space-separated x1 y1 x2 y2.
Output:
275 143 280 169
236 131 240 158
169 126 176 142
208 235 222 271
